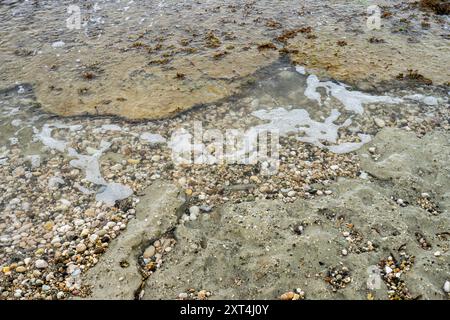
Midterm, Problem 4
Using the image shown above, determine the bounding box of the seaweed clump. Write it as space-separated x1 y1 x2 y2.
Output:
420 0 449 15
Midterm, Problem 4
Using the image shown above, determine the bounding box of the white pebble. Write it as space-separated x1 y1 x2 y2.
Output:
189 206 200 216
179 292 188 299
443 280 450 293
35 259 48 269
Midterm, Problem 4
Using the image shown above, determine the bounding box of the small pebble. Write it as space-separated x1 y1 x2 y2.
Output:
443 280 450 293
179 292 188 299
35 260 48 269
76 243 87 253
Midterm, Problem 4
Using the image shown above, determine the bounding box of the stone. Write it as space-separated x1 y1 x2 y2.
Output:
189 206 200 216
127 159 141 165
84 208 96 217
374 118 385 128
198 290 207 300
179 292 188 299
280 292 295 300
15 266 26 273
76 243 87 253
143 246 156 259
89 234 99 243
287 191 297 197
443 280 450 293
43 221 54 231
80 229 90 238
35 260 48 269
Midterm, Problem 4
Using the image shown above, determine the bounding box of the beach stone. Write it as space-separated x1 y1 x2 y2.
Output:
15 266 26 273
189 206 200 216
143 246 156 259
374 118 385 128
76 243 87 253
444 281 450 293
35 260 48 269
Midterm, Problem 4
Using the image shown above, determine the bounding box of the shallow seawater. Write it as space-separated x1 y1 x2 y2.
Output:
1 59 448 198
1 0 448 119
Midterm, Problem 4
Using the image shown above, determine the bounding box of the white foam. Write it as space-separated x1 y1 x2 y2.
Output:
252 107 352 147
52 41 65 48
93 124 123 133
48 176 65 189
140 132 166 144
95 183 133 206
11 119 22 127
295 66 306 75
67 140 111 185
35 124 133 205
304 74 402 114
37 124 82 152
251 107 373 153
404 94 438 106
26 155 41 168
328 134 372 154
74 183 94 195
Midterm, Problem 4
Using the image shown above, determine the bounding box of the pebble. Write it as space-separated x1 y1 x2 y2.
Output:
189 206 200 216
80 229 90 237
35 260 48 269
280 292 296 300
198 290 207 300
15 266 27 273
143 245 156 259
342 249 348 256
434 251 441 257
443 280 450 293
374 118 385 128
287 191 296 197
179 292 188 299
89 234 99 243
76 243 87 253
